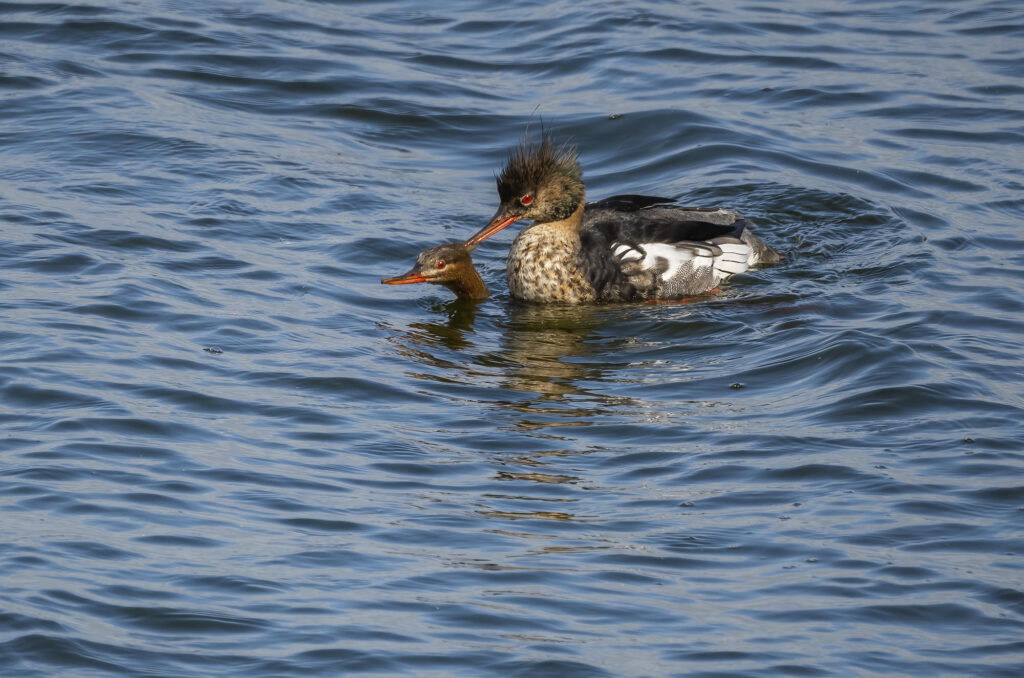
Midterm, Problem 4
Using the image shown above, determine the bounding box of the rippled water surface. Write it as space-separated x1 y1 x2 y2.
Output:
2 1 1024 675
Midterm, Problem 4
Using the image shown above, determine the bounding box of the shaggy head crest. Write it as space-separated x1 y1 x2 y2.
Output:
496 135 581 202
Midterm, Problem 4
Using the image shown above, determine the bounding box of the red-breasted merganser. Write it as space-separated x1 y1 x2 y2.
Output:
381 242 488 300
465 136 781 303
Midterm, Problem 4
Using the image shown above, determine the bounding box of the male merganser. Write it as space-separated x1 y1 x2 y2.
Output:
381 242 488 300
465 136 780 303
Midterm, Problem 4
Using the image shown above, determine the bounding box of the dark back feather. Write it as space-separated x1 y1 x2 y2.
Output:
585 195 675 212
583 198 743 245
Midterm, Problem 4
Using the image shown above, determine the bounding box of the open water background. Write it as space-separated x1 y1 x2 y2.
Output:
2 1 1023 676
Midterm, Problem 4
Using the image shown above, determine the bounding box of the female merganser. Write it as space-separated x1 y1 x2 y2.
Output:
465 136 780 303
381 242 488 300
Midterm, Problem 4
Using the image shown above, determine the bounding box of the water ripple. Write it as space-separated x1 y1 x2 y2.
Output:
2 0 1023 676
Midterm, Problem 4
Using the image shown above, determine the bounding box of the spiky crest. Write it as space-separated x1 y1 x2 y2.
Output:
496 134 581 203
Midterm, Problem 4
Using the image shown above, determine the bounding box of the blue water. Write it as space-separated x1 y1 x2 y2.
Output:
2 1 1023 676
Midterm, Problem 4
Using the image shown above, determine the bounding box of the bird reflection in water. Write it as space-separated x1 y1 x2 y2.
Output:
387 297 679 429
383 301 600 526
383 299 709 534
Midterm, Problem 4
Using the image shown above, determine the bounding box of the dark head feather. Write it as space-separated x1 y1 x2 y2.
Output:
493 134 585 224
496 135 581 202
416 242 474 268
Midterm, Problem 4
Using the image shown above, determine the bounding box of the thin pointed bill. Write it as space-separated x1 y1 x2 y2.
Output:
464 208 520 247
381 269 428 285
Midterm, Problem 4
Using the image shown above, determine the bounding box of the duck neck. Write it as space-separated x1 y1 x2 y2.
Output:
525 199 585 242
441 267 488 300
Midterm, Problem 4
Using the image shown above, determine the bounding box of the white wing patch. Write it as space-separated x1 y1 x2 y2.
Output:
614 239 751 289
640 243 706 281
712 240 752 276
612 243 645 263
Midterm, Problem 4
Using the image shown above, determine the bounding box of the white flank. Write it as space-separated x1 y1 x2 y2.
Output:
636 243 701 282
614 239 752 286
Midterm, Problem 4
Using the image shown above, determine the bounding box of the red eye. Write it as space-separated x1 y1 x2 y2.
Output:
520 194 533 205
436 260 446 269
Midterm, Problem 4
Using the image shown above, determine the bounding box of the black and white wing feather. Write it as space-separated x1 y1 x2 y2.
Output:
580 195 762 300
610 237 751 298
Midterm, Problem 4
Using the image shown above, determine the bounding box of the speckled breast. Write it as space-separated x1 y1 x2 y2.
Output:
506 230 596 304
